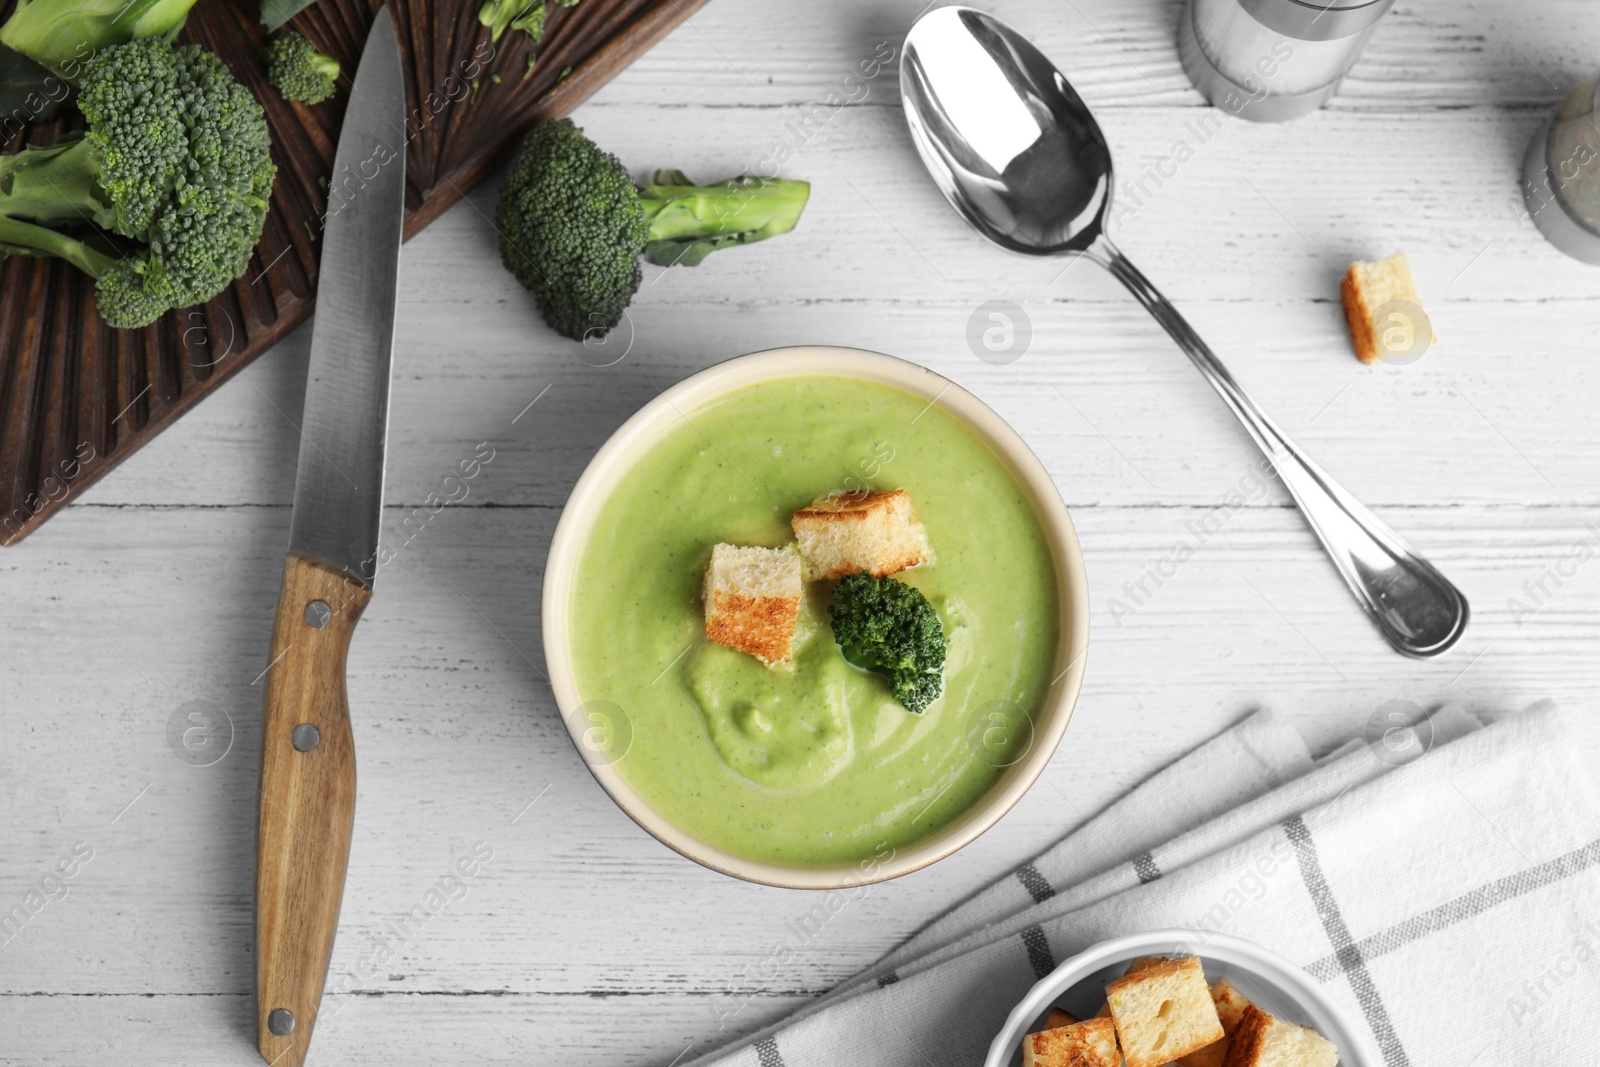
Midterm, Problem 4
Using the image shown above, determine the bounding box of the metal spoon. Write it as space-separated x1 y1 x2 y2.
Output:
900 5 1468 658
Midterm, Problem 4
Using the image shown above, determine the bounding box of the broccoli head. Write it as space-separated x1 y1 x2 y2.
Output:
0 38 276 328
0 0 199 79
494 119 809 341
828 573 947 714
267 32 340 104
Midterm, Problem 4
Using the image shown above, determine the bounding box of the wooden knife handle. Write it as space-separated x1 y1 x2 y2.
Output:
256 554 371 1067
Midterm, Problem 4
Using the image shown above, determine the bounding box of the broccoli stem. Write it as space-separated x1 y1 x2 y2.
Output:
0 138 116 229
307 50 340 83
0 0 199 78
639 173 810 267
0 215 116 276
0 137 120 276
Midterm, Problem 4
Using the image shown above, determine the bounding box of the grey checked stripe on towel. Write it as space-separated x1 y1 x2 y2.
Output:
696 703 1600 1067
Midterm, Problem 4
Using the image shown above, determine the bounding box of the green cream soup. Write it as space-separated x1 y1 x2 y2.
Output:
570 376 1058 867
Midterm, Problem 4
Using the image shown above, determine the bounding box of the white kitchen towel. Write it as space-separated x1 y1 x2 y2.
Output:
830 707 1483 1000
702 703 1599 1067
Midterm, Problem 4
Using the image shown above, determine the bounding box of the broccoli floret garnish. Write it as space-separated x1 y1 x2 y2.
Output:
267 32 340 104
829 573 947 715
0 38 276 329
0 0 199 78
494 119 810 341
477 0 546 42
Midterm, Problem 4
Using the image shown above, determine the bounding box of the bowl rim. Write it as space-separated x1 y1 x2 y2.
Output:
541 345 1090 889
985 930 1379 1067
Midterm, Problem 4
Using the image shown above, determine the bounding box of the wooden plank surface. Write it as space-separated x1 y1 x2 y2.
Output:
5 0 1600 1063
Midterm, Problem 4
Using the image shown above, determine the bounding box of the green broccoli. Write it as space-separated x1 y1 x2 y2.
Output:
477 0 581 46
267 32 339 104
494 118 810 341
828 573 947 714
0 38 276 328
0 0 199 79
477 0 545 43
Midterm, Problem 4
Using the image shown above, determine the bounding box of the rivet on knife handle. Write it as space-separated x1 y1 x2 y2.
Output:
256 555 369 1067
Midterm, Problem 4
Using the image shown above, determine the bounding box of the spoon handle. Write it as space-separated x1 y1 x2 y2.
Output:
1089 237 1469 658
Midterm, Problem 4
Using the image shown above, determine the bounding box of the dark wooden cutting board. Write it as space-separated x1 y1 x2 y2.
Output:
0 0 708 544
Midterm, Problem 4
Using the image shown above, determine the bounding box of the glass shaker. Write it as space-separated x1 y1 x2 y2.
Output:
1522 72 1600 266
1179 0 1395 122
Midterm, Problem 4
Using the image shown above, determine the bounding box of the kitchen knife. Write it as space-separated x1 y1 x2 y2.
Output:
255 9 406 1067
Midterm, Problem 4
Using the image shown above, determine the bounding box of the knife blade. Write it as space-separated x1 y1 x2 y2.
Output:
255 9 406 1067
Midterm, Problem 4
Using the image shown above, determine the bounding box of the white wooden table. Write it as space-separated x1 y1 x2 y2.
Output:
5 1 1600 1062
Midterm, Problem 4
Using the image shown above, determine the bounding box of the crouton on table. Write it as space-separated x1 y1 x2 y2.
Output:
1340 251 1433 364
702 544 802 666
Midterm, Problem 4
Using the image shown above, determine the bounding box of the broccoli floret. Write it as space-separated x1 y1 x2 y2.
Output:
477 0 546 43
0 38 276 329
267 32 340 104
494 119 648 342
0 0 199 78
828 573 947 714
494 119 810 341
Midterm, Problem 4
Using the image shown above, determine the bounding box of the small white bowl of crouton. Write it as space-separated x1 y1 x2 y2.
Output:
542 345 1090 888
991 932 1376 1067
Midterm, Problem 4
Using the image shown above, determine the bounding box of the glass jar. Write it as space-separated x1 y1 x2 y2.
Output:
1179 0 1395 122
1522 72 1600 265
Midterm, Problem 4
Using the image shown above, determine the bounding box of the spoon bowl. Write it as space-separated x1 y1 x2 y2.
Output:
901 6 1469 658
901 8 1111 255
